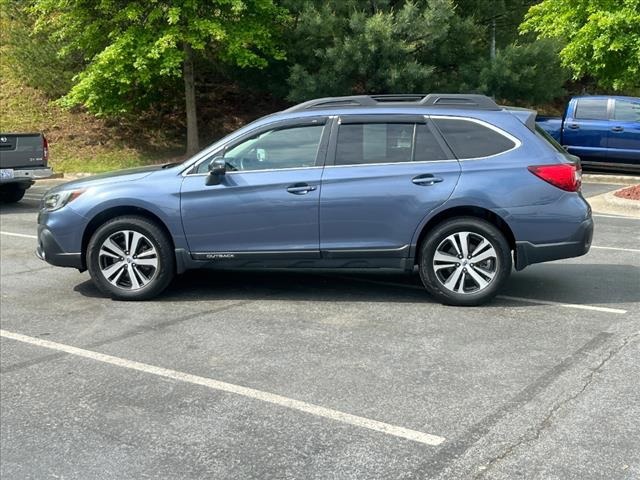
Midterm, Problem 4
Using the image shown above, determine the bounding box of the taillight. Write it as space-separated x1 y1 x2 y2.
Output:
43 135 49 165
527 163 581 192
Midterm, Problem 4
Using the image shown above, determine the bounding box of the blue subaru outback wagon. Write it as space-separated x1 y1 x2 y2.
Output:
37 94 593 305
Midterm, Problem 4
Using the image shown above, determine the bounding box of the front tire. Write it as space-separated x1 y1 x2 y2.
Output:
419 217 512 306
87 216 175 300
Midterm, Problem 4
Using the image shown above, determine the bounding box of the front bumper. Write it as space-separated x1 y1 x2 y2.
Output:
0 167 53 184
515 216 594 270
36 225 84 270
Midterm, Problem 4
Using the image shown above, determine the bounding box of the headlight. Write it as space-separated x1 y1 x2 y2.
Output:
42 189 86 212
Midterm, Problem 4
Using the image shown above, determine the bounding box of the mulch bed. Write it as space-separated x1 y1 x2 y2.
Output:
614 184 640 201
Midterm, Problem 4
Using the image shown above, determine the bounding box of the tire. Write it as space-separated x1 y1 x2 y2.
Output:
419 217 512 306
87 216 175 300
0 185 26 203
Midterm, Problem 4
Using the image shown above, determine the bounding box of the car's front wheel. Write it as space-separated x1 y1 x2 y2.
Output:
87 216 175 300
419 217 512 306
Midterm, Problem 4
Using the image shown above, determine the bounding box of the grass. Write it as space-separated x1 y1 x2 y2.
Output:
0 56 182 174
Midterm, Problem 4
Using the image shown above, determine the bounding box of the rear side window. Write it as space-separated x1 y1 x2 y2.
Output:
574 98 608 120
335 123 446 165
432 118 516 159
613 100 640 121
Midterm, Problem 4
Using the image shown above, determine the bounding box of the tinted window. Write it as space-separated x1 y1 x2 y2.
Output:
204 125 324 172
414 124 448 162
335 123 446 165
336 123 413 165
433 118 516 159
613 100 640 121
574 98 608 120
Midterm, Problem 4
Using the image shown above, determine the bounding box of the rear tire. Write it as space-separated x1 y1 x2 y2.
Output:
419 217 512 306
0 185 26 203
87 216 175 300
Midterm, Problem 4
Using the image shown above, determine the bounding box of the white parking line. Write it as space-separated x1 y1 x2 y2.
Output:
592 245 640 253
497 295 627 314
0 329 446 447
593 213 639 220
331 276 628 315
0 231 37 239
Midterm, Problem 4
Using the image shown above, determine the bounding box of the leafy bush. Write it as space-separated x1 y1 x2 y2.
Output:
477 39 569 105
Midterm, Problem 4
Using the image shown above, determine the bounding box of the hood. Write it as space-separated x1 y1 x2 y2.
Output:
49 164 165 192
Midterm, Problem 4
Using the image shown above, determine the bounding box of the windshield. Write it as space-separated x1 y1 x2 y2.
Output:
535 124 567 154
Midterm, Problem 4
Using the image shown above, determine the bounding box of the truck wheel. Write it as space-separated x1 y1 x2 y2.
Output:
419 217 512 306
0 185 26 203
87 216 175 300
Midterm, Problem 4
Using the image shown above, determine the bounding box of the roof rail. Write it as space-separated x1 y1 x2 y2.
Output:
420 94 500 110
284 93 500 112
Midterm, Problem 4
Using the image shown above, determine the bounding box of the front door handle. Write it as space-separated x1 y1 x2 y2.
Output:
611 126 624 133
287 183 317 195
412 174 443 186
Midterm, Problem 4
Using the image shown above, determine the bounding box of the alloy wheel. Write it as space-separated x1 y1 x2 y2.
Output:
98 230 159 290
432 231 498 294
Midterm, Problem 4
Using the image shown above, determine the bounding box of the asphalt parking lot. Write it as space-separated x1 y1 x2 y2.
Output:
1 181 639 480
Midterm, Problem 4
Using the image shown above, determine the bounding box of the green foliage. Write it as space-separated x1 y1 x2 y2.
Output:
0 0 80 98
284 0 486 101
31 0 289 115
478 39 568 104
521 0 640 91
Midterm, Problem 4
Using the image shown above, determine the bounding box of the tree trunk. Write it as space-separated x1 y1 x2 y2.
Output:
183 43 199 155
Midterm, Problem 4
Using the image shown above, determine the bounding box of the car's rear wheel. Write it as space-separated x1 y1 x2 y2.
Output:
419 217 512 306
0 184 26 203
87 216 175 300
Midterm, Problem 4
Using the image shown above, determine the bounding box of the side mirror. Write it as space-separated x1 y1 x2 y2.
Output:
206 157 226 186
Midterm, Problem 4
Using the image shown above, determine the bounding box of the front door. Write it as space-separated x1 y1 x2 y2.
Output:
181 118 329 258
319 115 460 258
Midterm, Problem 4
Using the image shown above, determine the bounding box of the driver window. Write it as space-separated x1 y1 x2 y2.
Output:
220 124 324 172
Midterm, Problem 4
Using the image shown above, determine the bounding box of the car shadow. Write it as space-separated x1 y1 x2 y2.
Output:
0 197 41 215
73 262 639 307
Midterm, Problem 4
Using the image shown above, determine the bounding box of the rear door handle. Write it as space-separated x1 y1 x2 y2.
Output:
287 183 317 195
567 123 580 130
611 126 624 132
412 174 443 186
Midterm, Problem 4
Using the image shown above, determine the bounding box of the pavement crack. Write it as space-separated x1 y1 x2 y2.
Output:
474 331 640 479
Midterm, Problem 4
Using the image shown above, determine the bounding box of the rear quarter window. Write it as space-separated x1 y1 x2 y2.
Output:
432 118 516 159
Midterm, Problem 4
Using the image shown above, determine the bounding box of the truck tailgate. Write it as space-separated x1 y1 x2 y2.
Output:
0 133 46 169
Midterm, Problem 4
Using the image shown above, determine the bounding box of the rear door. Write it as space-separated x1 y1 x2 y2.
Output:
562 98 609 160
319 115 460 258
608 98 640 166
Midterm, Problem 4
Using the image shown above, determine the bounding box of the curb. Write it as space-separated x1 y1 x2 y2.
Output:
582 173 640 185
588 188 640 219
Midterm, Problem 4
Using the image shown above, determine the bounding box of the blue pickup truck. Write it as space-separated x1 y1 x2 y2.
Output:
536 96 640 172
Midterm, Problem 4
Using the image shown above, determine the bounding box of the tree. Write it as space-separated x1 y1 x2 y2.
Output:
283 0 485 102
477 39 567 104
31 0 288 154
520 0 640 91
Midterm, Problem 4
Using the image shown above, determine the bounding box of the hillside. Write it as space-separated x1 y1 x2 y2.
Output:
0 58 187 173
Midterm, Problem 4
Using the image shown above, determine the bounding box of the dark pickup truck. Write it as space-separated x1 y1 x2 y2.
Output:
0 133 53 202
536 96 640 172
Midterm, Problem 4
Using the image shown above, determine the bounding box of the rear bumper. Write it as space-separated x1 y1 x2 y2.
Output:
515 216 594 270
36 225 84 270
0 167 53 185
